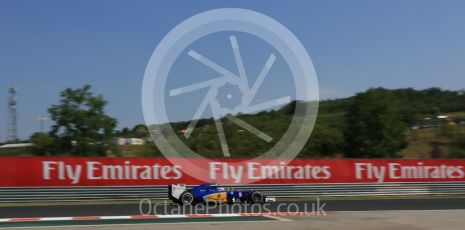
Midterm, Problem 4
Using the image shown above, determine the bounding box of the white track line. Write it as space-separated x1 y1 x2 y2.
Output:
0 212 320 223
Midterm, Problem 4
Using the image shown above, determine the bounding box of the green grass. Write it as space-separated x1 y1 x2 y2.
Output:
401 125 465 158
0 148 30 156
0 216 273 228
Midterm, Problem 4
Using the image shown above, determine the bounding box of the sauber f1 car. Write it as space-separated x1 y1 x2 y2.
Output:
169 184 275 205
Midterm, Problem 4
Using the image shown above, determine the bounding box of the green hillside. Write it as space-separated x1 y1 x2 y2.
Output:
162 87 465 158
2 87 464 158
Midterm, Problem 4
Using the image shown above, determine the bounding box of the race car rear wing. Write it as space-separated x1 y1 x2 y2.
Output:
168 184 186 201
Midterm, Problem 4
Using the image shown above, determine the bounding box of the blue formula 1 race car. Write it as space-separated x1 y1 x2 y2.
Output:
168 184 274 205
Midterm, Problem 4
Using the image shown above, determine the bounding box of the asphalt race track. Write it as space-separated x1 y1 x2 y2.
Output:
1 198 465 218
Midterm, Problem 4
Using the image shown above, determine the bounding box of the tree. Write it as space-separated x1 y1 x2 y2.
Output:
114 125 149 138
30 132 55 156
449 132 465 158
132 124 149 138
48 85 117 156
344 88 407 157
300 124 344 157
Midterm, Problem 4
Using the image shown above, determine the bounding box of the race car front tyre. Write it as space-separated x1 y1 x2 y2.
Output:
250 191 263 204
180 191 194 205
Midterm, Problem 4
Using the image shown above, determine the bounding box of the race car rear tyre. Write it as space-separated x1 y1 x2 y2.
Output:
180 191 194 205
250 191 263 203
227 198 236 205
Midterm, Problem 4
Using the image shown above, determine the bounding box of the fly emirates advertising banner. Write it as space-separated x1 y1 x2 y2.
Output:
0 157 464 186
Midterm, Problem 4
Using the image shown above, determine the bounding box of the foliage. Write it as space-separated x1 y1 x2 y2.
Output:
0 148 28 156
48 85 117 156
30 132 56 156
344 88 408 157
449 132 465 158
21 86 465 158
115 124 149 139
300 123 344 157
160 87 465 158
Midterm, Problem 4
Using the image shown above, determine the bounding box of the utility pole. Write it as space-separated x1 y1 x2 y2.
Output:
7 86 18 142
36 116 48 133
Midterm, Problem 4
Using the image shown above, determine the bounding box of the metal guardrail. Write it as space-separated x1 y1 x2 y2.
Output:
1 183 464 202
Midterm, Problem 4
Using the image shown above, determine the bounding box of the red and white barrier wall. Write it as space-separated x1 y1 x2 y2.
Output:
0 157 464 186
